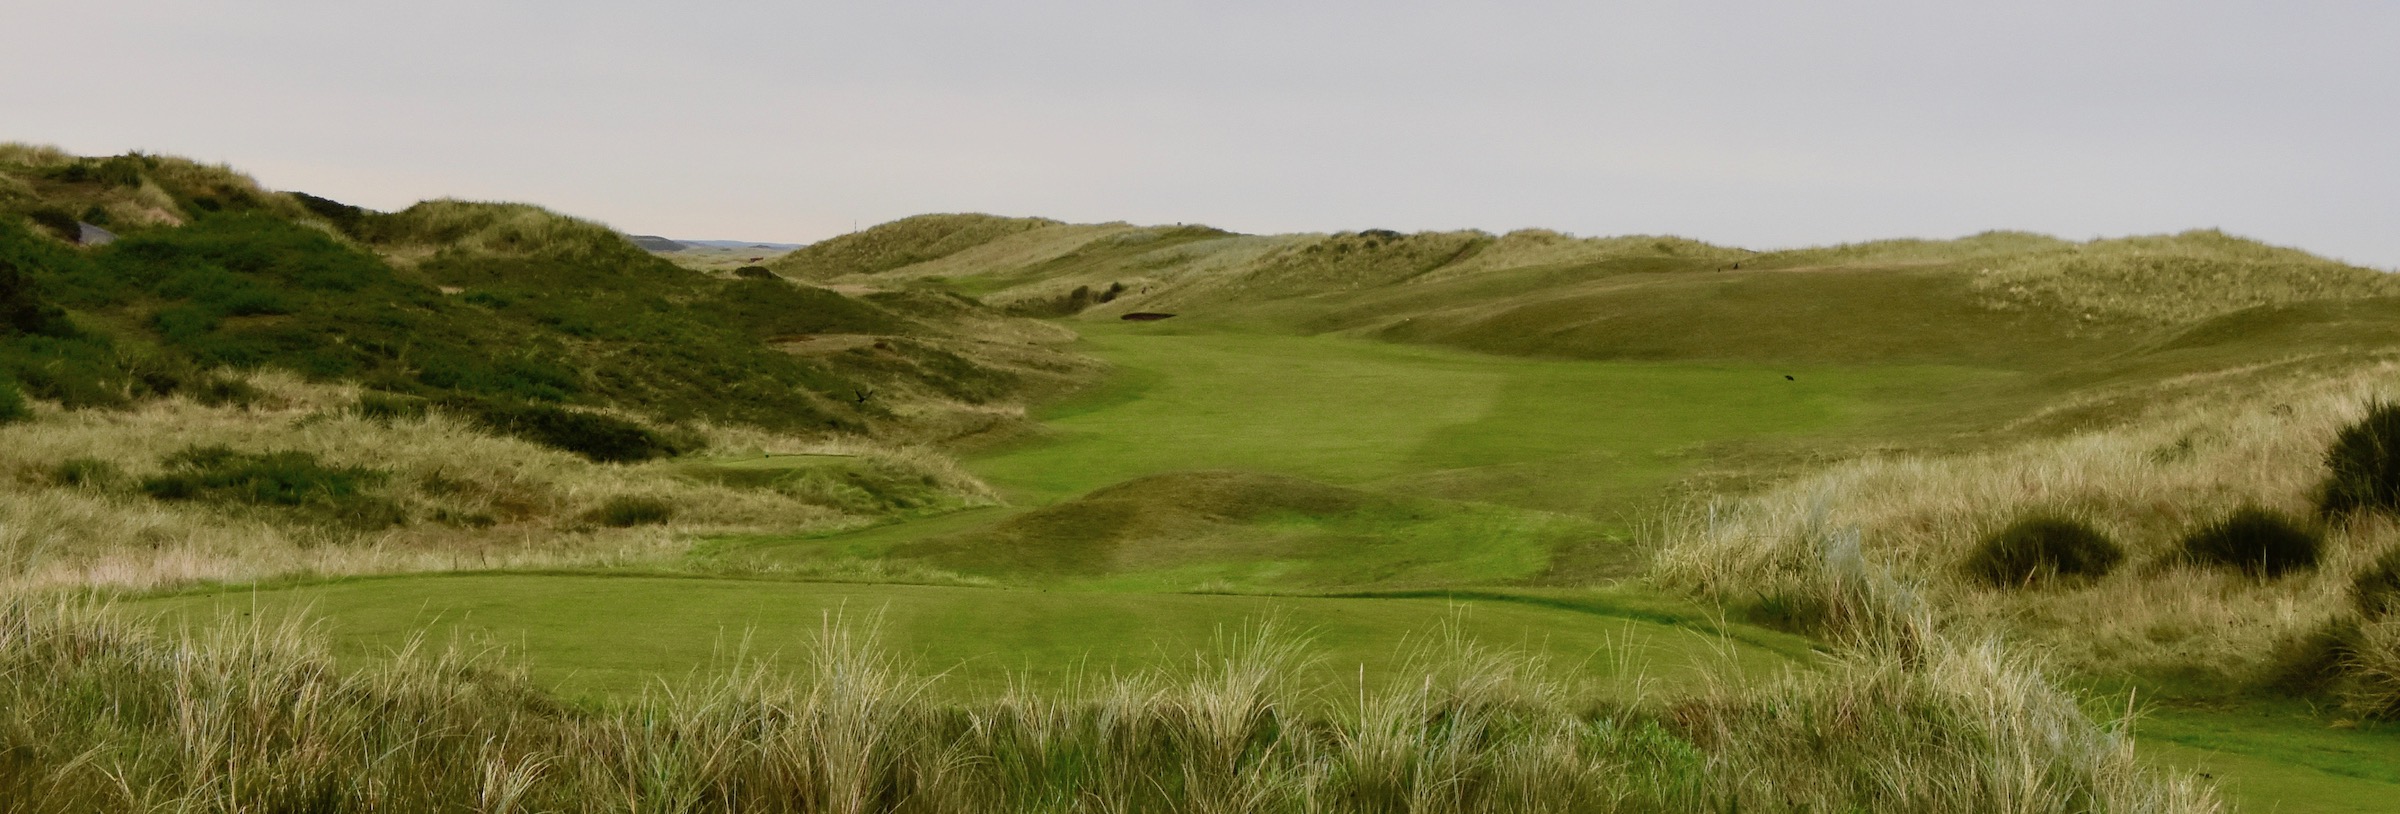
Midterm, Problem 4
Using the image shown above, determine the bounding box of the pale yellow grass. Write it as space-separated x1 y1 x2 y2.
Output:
1656 357 2400 680
0 371 993 592
1974 230 2399 326
1410 230 1742 284
870 222 1143 280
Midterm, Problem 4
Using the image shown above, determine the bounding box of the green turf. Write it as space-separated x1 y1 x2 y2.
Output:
2136 704 2400 814
710 324 2005 591
976 323 2008 510
711 472 1612 590
137 575 1811 701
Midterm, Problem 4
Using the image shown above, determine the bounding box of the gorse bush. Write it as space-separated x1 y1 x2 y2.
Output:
2176 506 2324 578
1965 514 2123 587
2319 401 2400 517
586 495 676 527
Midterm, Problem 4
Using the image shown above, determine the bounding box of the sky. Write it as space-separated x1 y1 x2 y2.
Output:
6 1 2396 266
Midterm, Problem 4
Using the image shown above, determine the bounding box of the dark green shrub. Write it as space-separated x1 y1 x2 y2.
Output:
2177 506 2324 578
2320 401 2400 517
1965 514 2123 587
290 191 373 236
586 495 675 527
442 397 683 463
25 208 79 241
0 256 75 338
2358 546 2400 620
142 445 400 529
732 265 778 280
50 457 121 489
0 376 26 424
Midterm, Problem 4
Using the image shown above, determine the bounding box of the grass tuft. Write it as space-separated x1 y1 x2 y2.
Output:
47 457 122 490
2356 545 2400 620
2176 506 2325 578
2343 616 2400 720
2320 401 2400 518
1965 514 2123 587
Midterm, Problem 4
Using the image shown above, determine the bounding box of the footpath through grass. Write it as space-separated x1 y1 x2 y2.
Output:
137 575 1810 701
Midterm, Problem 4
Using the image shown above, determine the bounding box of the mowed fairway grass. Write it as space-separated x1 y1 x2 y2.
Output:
137 576 1812 700
975 323 2008 509
133 325 1984 704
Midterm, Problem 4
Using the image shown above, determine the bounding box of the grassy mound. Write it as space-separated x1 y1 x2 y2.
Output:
362 199 652 264
1974 230 2399 326
770 213 1060 279
2320 401 2400 518
2176 506 2324 578
1965 514 2123 587
896 470 1378 573
834 469 1593 590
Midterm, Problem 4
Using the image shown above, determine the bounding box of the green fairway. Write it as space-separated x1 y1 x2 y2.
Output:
973 324 2005 511
711 325 2007 590
139 575 1812 700
2138 706 2400 814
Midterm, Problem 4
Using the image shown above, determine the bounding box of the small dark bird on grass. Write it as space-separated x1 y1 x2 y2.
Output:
1784 375 1794 381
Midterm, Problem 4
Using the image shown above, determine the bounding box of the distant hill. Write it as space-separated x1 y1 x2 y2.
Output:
625 234 689 252
772 214 2400 377
677 239 805 250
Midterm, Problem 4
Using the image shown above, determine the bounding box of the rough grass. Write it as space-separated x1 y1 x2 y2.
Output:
1973 230 2400 327
1654 358 2400 689
3 596 2219 813
364 199 654 265
0 371 992 592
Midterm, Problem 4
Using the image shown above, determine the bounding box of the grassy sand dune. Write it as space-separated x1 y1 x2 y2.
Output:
15 147 2400 810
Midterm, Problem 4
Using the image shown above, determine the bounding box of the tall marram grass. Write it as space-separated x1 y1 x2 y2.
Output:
0 370 992 592
1655 357 2400 685
0 597 2216 813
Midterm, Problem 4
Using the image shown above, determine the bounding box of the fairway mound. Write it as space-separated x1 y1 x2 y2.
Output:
895 471 1387 574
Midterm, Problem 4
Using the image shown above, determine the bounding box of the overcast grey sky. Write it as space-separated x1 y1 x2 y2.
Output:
7 1 2395 265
